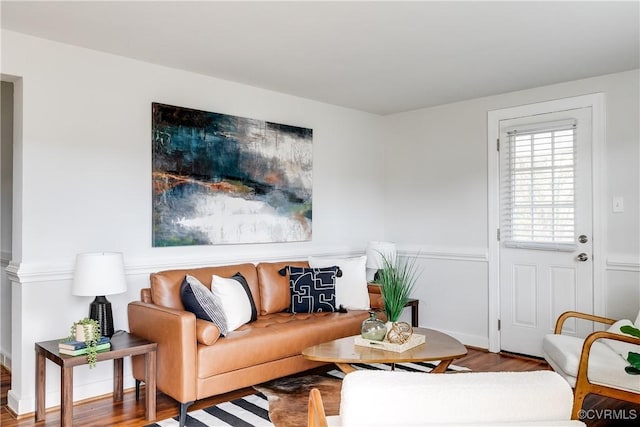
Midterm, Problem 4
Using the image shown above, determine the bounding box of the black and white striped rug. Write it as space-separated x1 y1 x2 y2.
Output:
147 361 468 427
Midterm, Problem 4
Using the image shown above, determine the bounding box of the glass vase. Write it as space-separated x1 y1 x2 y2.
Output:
361 311 387 341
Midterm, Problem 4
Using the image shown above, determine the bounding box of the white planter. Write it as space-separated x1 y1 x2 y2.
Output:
75 324 95 342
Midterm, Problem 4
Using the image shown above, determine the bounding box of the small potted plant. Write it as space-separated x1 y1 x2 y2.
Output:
69 318 101 368
377 252 421 325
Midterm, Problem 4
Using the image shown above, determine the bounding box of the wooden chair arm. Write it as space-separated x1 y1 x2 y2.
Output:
554 311 617 334
308 388 328 427
577 330 640 378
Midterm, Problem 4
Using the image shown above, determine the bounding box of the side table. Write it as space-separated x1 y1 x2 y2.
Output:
35 331 157 426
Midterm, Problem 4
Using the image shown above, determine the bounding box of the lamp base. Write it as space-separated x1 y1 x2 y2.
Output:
89 295 115 337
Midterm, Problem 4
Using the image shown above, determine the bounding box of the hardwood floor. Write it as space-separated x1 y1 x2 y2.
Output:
2 348 638 426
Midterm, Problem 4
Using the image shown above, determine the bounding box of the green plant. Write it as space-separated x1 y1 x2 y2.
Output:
69 318 101 368
377 252 421 322
620 325 640 375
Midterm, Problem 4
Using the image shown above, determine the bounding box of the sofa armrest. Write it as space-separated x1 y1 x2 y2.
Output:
367 284 384 309
128 301 198 403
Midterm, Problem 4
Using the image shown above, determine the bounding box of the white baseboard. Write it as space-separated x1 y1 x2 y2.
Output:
8 372 138 415
0 351 10 370
429 327 490 351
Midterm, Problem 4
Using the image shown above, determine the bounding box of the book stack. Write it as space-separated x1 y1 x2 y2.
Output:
58 336 111 356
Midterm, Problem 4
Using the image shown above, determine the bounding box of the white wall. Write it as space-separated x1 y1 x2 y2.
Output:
2 27 639 416
383 70 640 347
1 30 385 414
1 81 14 368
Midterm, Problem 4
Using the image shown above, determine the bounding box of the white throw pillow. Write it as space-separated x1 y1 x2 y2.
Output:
211 274 256 333
603 319 640 361
308 255 369 310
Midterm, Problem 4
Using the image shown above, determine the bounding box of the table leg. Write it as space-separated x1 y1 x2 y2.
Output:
431 359 453 373
409 299 419 327
61 366 73 427
335 363 356 374
145 350 157 420
113 358 123 401
35 350 46 421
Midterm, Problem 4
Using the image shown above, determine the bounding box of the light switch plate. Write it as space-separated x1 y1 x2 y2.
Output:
613 197 624 213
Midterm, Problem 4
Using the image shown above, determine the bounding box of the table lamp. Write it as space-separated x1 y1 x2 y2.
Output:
72 252 127 337
365 241 397 281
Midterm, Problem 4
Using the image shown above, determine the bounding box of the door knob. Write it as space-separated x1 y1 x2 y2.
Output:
577 253 589 262
578 235 588 243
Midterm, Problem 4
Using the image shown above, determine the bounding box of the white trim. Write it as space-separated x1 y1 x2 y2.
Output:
430 327 489 350
0 352 10 371
487 93 606 353
7 245 495 284
606 254 640 272
398 245 488 263
5 245 364 283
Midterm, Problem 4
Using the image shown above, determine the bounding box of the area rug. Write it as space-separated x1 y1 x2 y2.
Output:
147 361 468 427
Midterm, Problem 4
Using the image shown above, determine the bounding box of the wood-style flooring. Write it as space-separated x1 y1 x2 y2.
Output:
2 347 639 426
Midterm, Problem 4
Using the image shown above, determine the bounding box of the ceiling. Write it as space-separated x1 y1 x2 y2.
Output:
2 1 639 115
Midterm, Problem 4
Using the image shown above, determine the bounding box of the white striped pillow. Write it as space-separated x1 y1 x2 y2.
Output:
180 275 228 335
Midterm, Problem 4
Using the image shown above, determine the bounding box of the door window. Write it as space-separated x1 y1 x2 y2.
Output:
500 120 577 251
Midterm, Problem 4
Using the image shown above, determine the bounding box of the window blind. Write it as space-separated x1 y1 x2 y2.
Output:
500 119 577 251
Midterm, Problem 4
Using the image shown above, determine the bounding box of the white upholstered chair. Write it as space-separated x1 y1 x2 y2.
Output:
543 310 640 419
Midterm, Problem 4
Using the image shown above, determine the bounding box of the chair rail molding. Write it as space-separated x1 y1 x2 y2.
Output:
4 245 365 283
606 253 640 272
398 244 488 263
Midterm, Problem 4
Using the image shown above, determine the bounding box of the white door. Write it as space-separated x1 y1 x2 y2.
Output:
499 108 593 357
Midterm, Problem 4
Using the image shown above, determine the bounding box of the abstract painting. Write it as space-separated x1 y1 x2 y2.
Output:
152 103 312 246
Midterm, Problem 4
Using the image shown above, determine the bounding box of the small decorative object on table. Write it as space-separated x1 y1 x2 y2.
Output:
62 318 108 368
386 321 413 344
354 332 425 353
361 311 387 341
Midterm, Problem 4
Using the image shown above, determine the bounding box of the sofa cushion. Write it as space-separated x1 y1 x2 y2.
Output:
543 333 640 392
288 266 338 313
181 275 228 335
256 261 308 315
211 273 258 333
309 255 369 310
602 319 640 360
196 310 369 378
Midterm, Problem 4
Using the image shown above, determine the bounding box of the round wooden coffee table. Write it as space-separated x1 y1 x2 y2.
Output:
302 327 467 374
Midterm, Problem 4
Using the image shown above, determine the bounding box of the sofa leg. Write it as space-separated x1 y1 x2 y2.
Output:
179 401 194 427
135 380 141 401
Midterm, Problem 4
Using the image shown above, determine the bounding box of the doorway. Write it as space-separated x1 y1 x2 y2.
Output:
487 94 605 355
0 80 14 368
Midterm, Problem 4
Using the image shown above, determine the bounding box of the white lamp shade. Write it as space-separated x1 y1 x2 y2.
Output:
72 252 128 296
365 241 397 269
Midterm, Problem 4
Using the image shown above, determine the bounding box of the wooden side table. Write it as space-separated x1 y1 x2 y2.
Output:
35 331 157 426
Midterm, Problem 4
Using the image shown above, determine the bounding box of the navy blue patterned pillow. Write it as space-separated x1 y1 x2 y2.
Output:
287 266 338 313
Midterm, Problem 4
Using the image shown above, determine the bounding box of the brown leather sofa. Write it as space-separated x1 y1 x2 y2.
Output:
128 260 375 426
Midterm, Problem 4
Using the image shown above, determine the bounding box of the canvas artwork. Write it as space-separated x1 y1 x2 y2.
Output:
152 103 313 246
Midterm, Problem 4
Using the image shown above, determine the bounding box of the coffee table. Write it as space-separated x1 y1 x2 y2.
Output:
302 327 467 374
